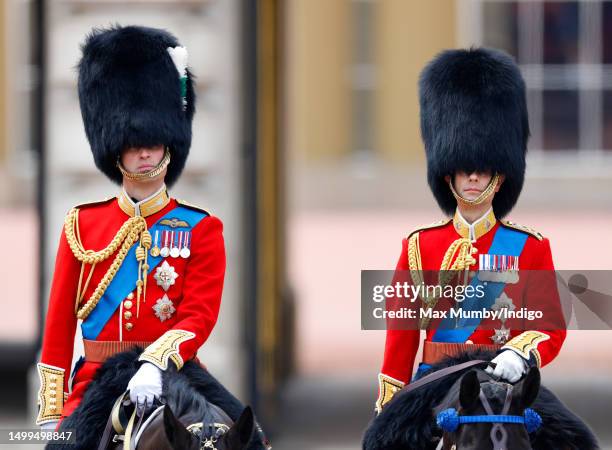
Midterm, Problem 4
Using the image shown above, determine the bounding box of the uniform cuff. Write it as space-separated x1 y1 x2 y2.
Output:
501 331 550 368
375 373 405 414
36 363 65 425
138 329 195 370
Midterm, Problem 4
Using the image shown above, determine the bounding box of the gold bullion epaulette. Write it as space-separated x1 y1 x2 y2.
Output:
176 198 211 216
407 218 452 239
500 220 543 241
73 197 115 210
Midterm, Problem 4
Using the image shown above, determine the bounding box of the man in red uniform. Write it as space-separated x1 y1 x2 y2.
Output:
35 26 257 443
375 48 567 413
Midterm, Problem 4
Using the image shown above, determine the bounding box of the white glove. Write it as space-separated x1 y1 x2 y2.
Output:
127 362 163 411
485 350 528 383
40 420 59 431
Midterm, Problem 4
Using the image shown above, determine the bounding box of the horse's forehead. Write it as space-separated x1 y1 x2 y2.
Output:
481 381 512 404
208 402 233 424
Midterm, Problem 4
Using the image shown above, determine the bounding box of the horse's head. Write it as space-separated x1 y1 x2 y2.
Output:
162 404 254 450
434 367 541 450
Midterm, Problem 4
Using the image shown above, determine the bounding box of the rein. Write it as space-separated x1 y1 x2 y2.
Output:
397 359 492 397
97 391 231 450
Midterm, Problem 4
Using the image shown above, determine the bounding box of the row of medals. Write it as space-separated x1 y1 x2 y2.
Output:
150 230 191 259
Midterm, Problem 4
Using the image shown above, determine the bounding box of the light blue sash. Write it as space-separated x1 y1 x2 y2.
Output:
431 225 528 343
81 206 208 339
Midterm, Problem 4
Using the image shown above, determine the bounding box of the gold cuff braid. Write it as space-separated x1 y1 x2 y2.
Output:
375 373 405 414
502 331 550 368
139 329 196 370
36 364 65 425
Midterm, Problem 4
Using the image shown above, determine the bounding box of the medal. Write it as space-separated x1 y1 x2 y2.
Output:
491 325 511 345
154 260 179 291
180 231 191 258
150 230 161 257
153 293 176 322
160 230 170 258
170 230 180 258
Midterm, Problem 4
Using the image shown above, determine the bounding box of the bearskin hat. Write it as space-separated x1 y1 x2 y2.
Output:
77 25 196 187
419 47 529 218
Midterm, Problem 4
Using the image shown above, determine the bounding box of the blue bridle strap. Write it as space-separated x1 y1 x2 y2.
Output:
436 407 542 434
459 414 529 425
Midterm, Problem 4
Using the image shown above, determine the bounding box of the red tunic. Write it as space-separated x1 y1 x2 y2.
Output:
380 211 566 385
36 191 225 425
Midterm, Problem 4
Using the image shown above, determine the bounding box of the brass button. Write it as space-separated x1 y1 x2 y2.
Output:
127 292 134 300
49 398 57 404
124 300 133 310
49 382 57 389
49 404 57 410
125 322 133 331
49 390 56 397
124 311 132 320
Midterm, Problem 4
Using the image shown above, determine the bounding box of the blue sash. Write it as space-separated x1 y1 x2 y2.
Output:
413 225 528 379
81 205 208 339
432 225 528 343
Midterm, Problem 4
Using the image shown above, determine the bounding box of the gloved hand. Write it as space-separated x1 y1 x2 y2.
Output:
485 349 528 383
127 362 163 412
40 420 58 432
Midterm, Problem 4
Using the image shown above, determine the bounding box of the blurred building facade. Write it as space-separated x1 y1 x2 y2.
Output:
286 0 612 212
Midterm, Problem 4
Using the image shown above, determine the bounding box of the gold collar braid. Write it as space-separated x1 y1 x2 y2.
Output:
65 208 152 320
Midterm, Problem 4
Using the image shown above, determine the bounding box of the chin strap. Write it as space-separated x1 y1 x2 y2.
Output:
117 147 171 182
449 173 500 207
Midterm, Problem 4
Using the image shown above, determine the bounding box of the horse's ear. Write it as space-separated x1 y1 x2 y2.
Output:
163 405 195 449
222 406 254 449
459 370 480 410
520 367 540 408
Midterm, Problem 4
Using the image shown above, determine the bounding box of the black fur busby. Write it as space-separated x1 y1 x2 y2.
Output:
77 25 196 187
419 47 529 218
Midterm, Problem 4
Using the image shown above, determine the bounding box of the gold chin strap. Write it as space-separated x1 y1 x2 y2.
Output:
449 173 500 207
65 208 152 320
117 147 171 182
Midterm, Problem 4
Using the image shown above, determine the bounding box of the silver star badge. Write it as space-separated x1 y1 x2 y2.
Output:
153 294 176 322
154 260 178 291
491 326 511 345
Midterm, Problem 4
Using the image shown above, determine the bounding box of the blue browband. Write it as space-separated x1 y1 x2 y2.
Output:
437 407 542 434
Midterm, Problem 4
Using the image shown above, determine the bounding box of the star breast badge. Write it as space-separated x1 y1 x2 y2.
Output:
154 261 179 291
153 294 176 322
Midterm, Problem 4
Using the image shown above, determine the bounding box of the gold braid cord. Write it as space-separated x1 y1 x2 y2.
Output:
408 232 477 328
449 173 500 207
64 208 152 320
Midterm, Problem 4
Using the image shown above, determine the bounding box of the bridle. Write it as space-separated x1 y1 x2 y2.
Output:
435 380 542 450
98 392 234 450
187 421 230 449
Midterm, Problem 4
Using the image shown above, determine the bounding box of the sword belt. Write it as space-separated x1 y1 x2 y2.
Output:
423 340 502 365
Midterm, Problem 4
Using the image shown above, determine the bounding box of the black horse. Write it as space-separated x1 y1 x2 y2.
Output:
129 375 254 449
46 349 269 450
363 350 599 450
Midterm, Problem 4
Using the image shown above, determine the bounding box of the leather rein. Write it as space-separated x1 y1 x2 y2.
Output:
97 391 229 450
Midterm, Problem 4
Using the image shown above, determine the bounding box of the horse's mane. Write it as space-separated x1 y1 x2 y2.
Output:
162 368 219 423
50 349 222 450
